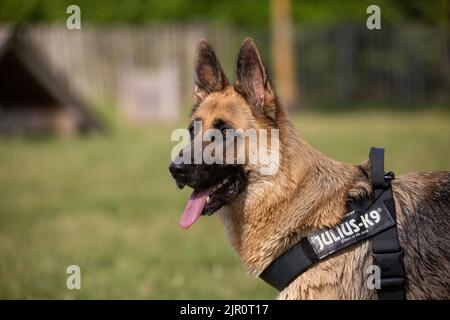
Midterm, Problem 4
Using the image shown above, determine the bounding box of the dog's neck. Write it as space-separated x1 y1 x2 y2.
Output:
218 117 370 276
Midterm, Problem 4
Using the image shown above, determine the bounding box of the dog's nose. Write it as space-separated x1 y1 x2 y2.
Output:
169 162 188 177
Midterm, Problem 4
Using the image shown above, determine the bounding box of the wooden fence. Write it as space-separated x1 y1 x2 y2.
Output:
16 23 450 116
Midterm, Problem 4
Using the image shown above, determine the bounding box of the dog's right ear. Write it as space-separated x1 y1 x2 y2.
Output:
235 37 277 121
193 39 228 105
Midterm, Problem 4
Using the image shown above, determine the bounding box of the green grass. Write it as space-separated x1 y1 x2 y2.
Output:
0 110 449 299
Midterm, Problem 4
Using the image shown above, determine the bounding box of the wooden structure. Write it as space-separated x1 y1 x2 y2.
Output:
0 28 103 135
118 62 180 123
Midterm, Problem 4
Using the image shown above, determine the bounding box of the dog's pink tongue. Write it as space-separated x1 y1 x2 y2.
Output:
179 189 210 229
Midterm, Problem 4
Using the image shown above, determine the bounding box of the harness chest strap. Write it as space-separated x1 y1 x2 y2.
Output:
259 147 406 299
369 147 406 300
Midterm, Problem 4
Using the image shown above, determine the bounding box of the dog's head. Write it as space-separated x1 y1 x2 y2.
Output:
169 38 281 229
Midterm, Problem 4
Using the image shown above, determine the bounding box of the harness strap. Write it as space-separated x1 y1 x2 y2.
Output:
259 237 318 291
369 147 406 300
259 147 407 299
259 191 396 292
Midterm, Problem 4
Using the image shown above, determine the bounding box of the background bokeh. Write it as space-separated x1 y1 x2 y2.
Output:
0 0 449 299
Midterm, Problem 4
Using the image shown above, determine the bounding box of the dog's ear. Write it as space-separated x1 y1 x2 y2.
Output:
193 39 228 105
236 37 276 120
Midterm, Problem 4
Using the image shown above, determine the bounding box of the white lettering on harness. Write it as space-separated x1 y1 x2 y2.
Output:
311 208 382 251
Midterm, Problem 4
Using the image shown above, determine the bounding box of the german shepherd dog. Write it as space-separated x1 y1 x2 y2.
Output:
169 37 450 299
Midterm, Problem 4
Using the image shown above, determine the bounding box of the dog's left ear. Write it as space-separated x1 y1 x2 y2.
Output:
193 39 229 105
236 37 276 120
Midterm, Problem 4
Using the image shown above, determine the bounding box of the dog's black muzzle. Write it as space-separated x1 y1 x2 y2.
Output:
169 158 243 191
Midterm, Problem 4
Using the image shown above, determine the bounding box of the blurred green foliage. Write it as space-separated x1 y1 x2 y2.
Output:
0 0 448 27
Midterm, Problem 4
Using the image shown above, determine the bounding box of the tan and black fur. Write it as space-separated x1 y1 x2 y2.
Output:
170 37 450 299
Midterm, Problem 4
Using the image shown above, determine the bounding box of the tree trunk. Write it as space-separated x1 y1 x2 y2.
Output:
270 0 299 110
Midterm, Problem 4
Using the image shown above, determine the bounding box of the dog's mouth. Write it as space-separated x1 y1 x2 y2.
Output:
179 171 247 229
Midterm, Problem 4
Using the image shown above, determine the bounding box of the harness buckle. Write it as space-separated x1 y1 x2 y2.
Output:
384 171 395 185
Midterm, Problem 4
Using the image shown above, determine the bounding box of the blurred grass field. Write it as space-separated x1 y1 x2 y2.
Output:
0 110 449 299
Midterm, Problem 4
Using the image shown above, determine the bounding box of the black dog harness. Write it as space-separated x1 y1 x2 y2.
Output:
259 147 406 299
